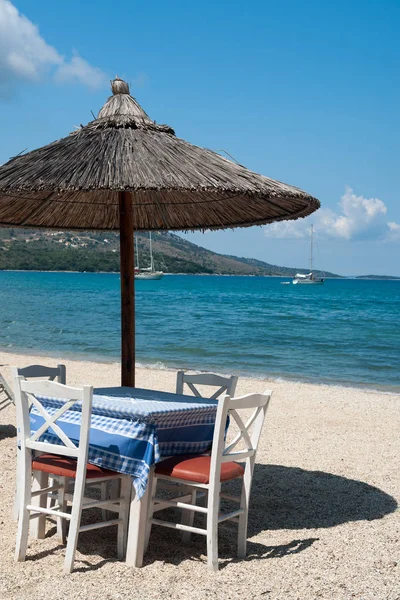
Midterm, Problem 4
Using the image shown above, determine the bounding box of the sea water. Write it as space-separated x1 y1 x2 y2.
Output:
0 272 399 393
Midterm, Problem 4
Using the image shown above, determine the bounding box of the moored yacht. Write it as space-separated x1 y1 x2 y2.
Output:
134 232 164 280
292 225 324 285
292 272 324 285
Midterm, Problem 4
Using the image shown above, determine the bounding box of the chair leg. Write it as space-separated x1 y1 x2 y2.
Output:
100 480 108 521
143 477 158 554
109 478 120 501
15 505 30 562
63 520 81 573
105 478 120 520
13 487 19 521
48 477 57 509
30 470 48 539
57 477 68 544
117 477 132 560
181 487 196 543
144 476 155 554
237 467 253 559
63 472 86 574
15 450 32 562
13 447 21 521
206 483 220 572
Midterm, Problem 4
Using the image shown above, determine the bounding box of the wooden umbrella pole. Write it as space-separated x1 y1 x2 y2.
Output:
119 191 135 387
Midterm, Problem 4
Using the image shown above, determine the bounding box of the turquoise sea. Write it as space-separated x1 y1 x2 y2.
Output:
0 272 399 393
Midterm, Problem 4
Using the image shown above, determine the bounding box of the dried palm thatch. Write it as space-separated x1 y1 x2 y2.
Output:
0 78 319 231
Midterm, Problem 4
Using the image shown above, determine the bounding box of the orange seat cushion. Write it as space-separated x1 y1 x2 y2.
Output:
32 454 119 479
155 455 244 484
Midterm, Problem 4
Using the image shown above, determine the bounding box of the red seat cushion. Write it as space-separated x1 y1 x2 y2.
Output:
32 454 119 479
155 455 244 484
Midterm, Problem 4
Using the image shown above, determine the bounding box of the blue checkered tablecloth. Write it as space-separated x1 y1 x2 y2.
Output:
29 387 218 498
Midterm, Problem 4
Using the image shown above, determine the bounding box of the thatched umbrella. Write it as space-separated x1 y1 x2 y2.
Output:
0 77 320 386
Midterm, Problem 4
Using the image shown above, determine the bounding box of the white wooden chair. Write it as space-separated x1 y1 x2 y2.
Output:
152 372 239 531
12 364 109 522
146 390 272 571
12 364 66 520
176 371 238 399
13 377 131 574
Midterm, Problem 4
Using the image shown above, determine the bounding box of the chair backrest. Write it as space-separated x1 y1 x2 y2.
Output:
209 391 272 491
13 377 93 462
176 371 238 400
12 364 66 384
0 370 14 408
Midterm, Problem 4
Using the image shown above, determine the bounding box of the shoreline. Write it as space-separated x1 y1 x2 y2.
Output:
0 346 399 397
1 269 400 279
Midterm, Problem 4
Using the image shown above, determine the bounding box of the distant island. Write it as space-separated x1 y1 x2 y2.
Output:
354 274 400 280
0 228 397 279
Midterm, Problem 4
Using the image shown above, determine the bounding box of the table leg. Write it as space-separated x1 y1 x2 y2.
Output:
125 467 154 567
30 470 48 539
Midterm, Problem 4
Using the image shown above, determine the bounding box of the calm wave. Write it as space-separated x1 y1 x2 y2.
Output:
0 272 399 392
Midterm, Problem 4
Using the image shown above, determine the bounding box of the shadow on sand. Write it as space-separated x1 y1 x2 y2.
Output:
62 463 397 571
0 423 17 441
246 463 397 534
143 463 397 567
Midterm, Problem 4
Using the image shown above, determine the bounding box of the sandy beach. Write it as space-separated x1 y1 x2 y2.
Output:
0 349 399 600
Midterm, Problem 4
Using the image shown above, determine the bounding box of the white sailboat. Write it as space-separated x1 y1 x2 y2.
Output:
134 232 164 280
292 225 324 285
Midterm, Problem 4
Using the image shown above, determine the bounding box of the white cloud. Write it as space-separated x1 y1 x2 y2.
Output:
0 1 106 95
387 221 400 241
264 187 400 242
54 54 106 89
263 220 307 239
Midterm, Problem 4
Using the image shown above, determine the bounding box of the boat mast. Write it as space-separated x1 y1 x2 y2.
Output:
149 232 154 272
310 224 313 273
135 237 140 270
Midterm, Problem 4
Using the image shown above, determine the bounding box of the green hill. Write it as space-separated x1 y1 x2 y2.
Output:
0 227 338 277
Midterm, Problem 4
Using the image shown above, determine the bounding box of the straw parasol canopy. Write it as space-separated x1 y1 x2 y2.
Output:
0 77 320 385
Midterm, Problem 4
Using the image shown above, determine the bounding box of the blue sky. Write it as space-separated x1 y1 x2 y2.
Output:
0 0 399 275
